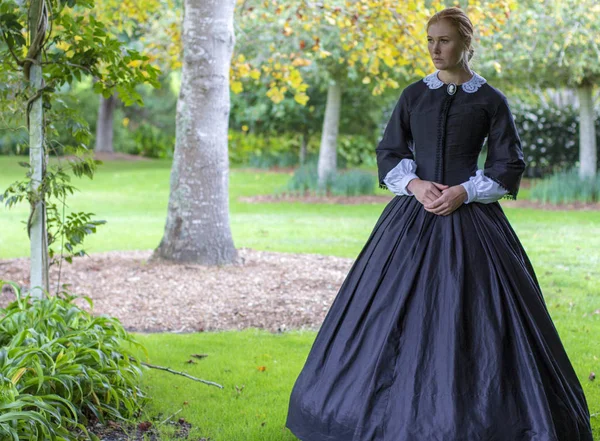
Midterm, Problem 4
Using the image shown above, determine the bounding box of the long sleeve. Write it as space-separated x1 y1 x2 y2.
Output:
376 89 415 191
482 93 526 199
383 158 419 196
460 169 508 204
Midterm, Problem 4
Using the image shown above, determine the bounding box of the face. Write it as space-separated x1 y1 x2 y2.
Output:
427 19 466 71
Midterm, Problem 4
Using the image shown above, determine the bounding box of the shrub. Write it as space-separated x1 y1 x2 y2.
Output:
329 169 377 196
0 281 148 440
511 99 600 177
283 162 376 197
126 122 174 159
337 134 378 169
529 167 600 204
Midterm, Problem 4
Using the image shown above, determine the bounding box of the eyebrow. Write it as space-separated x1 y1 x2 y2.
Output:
428 35 450 38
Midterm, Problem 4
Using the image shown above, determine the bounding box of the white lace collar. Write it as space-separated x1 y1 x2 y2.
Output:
423 70 487 93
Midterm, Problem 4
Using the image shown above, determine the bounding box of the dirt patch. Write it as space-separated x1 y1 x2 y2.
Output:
0 248 352 333
81 417 198 441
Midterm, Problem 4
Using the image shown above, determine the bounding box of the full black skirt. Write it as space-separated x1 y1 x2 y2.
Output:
285 195 593 441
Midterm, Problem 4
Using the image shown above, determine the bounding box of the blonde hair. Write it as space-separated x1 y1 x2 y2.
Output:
427 7 474 68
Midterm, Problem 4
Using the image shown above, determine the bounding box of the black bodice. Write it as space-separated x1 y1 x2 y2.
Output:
376 75 526 199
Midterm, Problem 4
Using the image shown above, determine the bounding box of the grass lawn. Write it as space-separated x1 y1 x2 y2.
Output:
1 155 599 439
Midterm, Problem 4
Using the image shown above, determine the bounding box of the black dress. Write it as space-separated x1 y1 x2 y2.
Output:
285 73 594 441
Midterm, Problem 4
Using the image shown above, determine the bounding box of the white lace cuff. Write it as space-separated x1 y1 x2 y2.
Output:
460 169 509 204
383 158 419 196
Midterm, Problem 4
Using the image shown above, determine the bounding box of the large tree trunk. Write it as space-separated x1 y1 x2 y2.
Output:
577 84 597 179
317 78 342 189
95 94 118 153
28 0 49 299
153 0 238 265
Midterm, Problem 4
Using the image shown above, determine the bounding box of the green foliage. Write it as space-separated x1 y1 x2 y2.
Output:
284 162 376 196
510 99 598 177
337 134 377 169
530 167 600 204
284 162 330 196
329 169 377 196
127 122 174 159
0 280 148 441
480 0 600 87
228 131 312 167
248 150 301 169
0 157 106 267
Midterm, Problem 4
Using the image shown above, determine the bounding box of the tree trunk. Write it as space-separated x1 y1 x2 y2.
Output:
577 85 597 179
317 78 342 189
28 0 49 299
153 0 239 265
95 93 117 153
300 131 308 165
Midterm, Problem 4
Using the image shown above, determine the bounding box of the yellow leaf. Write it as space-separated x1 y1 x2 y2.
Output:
231 81 244 94
56 41 71 51
11 367 27 385
294 93 309 105
362 76 371 84
127 59 143 68
242 125 249 132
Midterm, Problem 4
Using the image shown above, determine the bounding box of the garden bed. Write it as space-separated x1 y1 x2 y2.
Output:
0 248 352 333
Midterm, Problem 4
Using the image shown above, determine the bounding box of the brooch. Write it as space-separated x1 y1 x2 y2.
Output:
447 83 457 95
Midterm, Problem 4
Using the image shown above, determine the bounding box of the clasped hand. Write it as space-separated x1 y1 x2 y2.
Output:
406 178 467 216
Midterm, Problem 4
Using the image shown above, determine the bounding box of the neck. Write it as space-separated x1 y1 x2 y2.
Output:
437 66 473 85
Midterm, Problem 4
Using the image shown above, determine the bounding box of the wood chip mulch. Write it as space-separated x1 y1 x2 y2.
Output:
0 248 353 333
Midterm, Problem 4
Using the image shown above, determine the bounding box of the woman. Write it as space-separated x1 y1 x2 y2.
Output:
285 6 594 441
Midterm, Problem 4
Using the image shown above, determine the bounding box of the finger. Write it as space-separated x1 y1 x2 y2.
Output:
424 207 447 216
429 202 450 214
424 196 445 209
430 188 443 198
432 182 450 190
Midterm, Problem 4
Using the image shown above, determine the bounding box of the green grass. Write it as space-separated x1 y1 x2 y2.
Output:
1 155 599 439
131 329 312 440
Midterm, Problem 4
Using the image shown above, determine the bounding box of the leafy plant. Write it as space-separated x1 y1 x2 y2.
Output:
329 169 376 196
283 162 376 197
0 280 148 441
529 167 600 204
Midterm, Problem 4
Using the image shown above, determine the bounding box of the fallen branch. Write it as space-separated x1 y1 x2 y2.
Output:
140 361 224 389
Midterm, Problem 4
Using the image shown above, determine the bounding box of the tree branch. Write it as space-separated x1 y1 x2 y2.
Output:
1 31 25 67
140 361 224 389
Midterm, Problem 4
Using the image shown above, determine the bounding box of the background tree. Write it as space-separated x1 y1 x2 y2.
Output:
89 0 181 153
479 0 600 179
153 0 238 264
232 0 515 187
0 0 159 297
